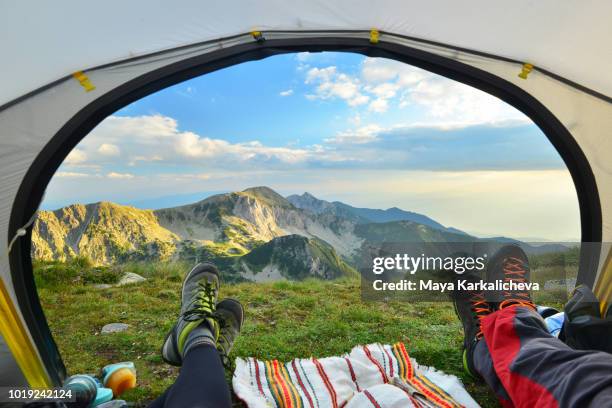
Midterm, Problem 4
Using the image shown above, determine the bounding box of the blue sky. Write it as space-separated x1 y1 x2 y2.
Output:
44 52 580 240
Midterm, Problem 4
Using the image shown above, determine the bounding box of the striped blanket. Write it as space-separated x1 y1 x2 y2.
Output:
233 343 480 408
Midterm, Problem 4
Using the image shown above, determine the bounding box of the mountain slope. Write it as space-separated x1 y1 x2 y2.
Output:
287 192 462 233
32 187 363 270
155 186 362 258
34 186 551 282
355 220 474 243
217 234 358 282
32 202 179 264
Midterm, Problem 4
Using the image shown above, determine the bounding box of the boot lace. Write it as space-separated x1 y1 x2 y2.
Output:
182 280 217 321
499 257 535 310
215 317 233 367
470 292 491 339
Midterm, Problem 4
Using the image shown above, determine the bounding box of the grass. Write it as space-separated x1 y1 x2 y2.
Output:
36 260 500 407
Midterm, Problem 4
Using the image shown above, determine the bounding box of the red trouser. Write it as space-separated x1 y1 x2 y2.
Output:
473 306 612 408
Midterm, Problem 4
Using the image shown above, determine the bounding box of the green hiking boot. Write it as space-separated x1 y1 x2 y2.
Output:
215 298 244 367
161 263 220 366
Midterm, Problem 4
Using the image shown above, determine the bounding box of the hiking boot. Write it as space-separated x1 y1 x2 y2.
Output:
161 263 220 366
565 285 600 320
487 245 536 311
452 271 492 377
215 298 245 367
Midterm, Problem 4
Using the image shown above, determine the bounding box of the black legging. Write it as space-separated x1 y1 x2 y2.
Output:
147 344 232 408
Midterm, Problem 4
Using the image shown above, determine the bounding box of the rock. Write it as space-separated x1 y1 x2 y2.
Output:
116 272 146 286
92 283 112 289
101 323 129 334
544 278 577 291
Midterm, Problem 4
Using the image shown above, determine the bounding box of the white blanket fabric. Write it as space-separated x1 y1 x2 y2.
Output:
233 342 480 408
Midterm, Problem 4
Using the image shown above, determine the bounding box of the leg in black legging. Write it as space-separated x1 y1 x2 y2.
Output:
147 344 231 408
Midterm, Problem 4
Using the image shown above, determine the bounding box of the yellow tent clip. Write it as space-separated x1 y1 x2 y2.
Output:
72 71 96 92
251 31 265 43
518 63 534 80
370 29 380 44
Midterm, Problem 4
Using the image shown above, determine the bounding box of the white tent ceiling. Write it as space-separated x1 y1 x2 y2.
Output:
1 0 612 107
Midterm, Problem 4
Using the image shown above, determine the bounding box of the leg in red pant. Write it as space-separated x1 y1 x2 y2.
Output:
475 305 612 408
453 245 612 408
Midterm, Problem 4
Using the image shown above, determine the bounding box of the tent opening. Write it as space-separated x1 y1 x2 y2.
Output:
15 44 593 398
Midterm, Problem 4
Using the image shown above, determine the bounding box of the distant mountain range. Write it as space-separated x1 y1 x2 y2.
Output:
287 192 465 234
32 186 569 282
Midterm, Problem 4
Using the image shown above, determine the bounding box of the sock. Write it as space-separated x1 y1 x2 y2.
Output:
183 320 217 357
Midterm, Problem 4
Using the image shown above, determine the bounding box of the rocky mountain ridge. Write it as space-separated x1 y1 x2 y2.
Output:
32 186 476 281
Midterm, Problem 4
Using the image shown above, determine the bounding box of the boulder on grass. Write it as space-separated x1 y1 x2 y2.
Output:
101 323 129 334
116 272 146 286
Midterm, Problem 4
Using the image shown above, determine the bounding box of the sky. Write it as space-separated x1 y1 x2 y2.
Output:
43 52 580 241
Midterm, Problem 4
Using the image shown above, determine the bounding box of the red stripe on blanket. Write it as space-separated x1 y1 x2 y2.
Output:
313 358 338 408
344 357 361 392
382 346 395 377
254 358 265 396
363 389 383 408
292 360 315 408
363 345 388 383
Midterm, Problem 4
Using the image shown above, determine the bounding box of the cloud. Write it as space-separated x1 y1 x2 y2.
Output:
295 52 311 62
368 98 389 113
98 143 120 156
64 148 87 164
279 89 294 97
305 67 370 106
326 124 382 144
60 114 561 179
66 115 336 171
107 172 135 179
367 82 400 99
55 171 90 178
301 57 529 124
361 57 527 124
158 173 212 182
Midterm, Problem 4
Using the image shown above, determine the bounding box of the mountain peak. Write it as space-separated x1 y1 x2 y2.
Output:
286 191 332 214
242 186 277 195
240 186 292 208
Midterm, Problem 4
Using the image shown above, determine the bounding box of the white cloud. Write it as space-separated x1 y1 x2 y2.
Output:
128 155 163 166
159 173 212 182
326 124 382 144
368 98 389 113
305 67 369 106
367 82 400 99
55 171 90 178
64 148 87 165
361 57 427 86
295 52 311 62
361 57 527 124
70 115 330 170
98 143 120 156
107 172 135 179
301 57 529 124
279 89 294 97
64 113 547 178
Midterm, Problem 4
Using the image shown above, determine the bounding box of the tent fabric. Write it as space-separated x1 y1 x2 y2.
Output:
0 1 611 390
2 0 612 108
